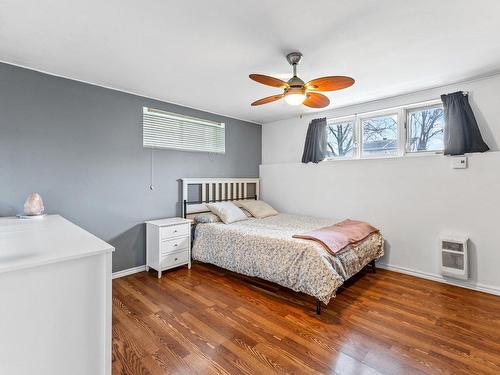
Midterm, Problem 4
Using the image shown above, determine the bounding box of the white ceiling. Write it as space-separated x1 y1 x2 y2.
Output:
1 0 500 124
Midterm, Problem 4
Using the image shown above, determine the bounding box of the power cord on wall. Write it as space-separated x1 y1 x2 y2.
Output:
149 148 155 190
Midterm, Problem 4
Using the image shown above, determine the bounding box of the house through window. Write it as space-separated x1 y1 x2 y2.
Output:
361 113 398 156
326 100 445 160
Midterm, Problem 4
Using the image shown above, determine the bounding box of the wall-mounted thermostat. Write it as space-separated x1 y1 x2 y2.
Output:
452 156 468 169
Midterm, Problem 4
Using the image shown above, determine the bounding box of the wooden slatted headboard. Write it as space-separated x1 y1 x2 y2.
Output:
180 178 260 218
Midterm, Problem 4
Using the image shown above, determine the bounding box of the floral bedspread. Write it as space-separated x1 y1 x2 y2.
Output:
192 214 384 304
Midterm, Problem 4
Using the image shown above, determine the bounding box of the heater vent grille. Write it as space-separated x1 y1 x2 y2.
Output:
442 241 464 252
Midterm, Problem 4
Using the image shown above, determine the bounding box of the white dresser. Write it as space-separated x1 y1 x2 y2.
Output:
145 217 192 278
0 215 114 375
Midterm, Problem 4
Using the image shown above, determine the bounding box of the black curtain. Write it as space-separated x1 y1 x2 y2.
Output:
301 117 327 163
441 91 489 155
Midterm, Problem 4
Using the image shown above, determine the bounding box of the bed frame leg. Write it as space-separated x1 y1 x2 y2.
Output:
316 300 321 315
370 259 376 273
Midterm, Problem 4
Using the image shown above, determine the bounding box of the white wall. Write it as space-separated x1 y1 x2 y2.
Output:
260 74 500 294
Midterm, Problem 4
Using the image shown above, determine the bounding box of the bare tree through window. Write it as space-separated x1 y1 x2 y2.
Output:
407 107 444 152
327 121 353 157
325 104 446 160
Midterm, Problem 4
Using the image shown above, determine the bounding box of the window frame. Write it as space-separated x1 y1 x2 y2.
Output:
404 102 445 155
324 99 444 162
359 109 403 159
326 116 357 160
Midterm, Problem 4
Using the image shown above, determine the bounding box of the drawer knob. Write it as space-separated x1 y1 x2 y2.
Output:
174 244 178 247
174 258 178 261
173 230 178 233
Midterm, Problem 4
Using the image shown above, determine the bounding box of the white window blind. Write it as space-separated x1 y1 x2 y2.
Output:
143 107 225 153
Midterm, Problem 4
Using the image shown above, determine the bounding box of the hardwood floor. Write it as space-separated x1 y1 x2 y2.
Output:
112 263 500 375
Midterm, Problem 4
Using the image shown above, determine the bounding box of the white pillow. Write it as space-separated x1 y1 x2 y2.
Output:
193 212 222 224
205 201 248 224
239 200 278 219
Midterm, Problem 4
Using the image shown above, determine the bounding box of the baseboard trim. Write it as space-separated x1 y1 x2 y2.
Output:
378 263 500 296
112 265 147 279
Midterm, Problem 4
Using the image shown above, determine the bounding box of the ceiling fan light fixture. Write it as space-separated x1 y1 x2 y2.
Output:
284 87 306 106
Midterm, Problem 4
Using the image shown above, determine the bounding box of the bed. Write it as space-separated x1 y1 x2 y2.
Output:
181 178 384 314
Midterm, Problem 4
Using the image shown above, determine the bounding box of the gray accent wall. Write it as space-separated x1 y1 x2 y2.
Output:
0 63 261 272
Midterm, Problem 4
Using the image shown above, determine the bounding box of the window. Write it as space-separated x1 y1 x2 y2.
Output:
406 105 444 153
325 100 445 161
143 107 225 153
361 114 398 156
327 119 354 158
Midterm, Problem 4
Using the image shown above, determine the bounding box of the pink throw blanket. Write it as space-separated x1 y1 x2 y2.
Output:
293 219 379 255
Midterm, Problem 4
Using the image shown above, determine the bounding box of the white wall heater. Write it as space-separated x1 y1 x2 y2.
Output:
440 235 469 280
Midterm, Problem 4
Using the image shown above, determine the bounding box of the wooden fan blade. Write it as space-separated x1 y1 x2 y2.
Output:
305 76 355 92
303 93 330 108
249 74 289 88
251 94 284 106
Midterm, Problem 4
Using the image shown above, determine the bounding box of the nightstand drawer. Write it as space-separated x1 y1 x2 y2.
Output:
161 236 189 254
161 249 189 269
160 224 189 239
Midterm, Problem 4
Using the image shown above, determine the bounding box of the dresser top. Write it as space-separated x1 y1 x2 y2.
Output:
0 215 114 274
145 217 192 227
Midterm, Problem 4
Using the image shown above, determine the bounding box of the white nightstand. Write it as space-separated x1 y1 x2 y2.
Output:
145 217 192 278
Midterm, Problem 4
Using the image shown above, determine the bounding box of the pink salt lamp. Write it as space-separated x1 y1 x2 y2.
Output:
23 193 45 216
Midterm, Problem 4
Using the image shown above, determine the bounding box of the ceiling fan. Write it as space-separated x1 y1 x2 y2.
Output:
249 52 355 108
